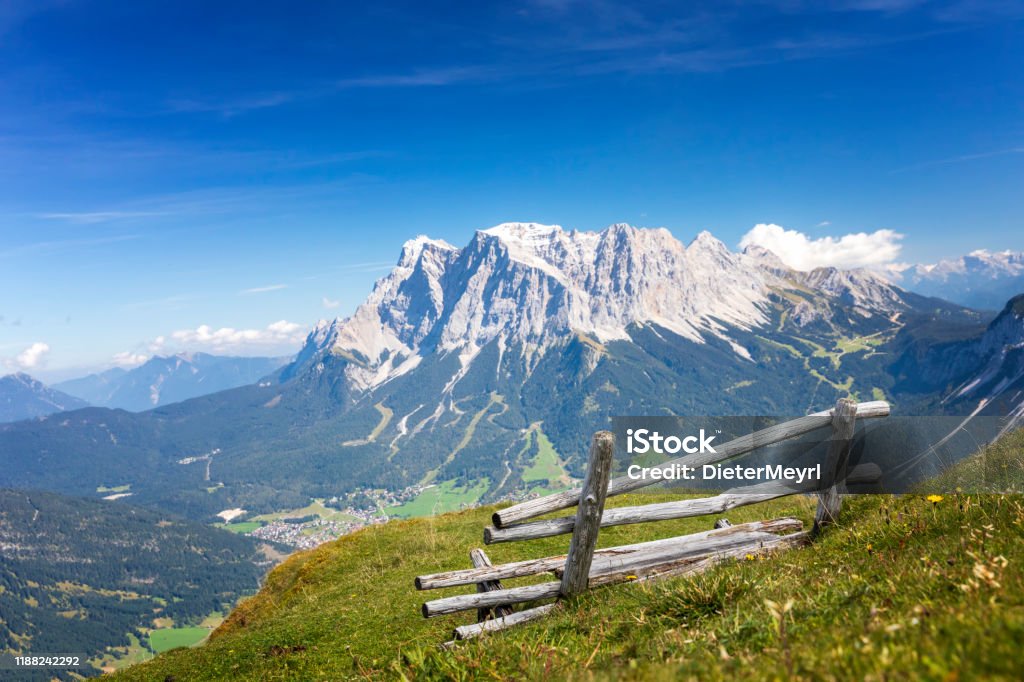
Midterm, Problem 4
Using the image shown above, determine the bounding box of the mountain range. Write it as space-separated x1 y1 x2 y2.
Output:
54 352 290 411
0 223 1021 521
895 249 1024 310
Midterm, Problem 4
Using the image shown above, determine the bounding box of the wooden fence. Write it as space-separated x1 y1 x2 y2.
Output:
415 398 890 644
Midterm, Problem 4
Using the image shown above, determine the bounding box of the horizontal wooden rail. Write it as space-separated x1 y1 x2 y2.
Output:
592 530 811 587
492 400 889 528
485 462 882 544
585 529 794 580
452 604 559 641
416 517 801 591
423 581 561 618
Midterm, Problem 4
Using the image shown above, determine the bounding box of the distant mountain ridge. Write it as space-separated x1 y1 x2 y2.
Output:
0 373 89 423
55 352 290 411
897 249 1024 310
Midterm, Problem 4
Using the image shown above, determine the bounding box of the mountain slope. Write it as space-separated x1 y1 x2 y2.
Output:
891 294 1024 423
113 429 1024 681
55 353 290 411
0 373 89 423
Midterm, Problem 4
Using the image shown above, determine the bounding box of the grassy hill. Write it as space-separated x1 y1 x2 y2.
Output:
116 431 1024 680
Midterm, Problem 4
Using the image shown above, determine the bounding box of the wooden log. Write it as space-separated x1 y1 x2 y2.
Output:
589 530 811 587
583 530 791 580
485 463 882 544
491 401 890 528
470 548 513 621
560 431 615 597
452 604 558 641
417 517 803 591
632 531 811 584
714 518 733 529
814 398 858 532
422 581 561 618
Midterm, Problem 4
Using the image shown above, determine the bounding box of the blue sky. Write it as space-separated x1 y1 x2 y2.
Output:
0 0 1021 379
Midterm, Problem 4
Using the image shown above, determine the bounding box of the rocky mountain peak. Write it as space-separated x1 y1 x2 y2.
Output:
291 223 919 392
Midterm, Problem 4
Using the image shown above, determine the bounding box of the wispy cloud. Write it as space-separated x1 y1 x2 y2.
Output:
890 146 1024 173
302 261 396 280
240 284 288 295
37 210 168 224
322 297 341 309
119 294 199 311
335 66 496 89
166 91 298 117
141 2 1008 117
0 234 141 259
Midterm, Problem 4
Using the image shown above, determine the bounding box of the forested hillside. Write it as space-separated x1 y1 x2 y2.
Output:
0 490 273 679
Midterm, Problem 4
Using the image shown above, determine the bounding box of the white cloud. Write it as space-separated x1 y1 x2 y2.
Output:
169 320 307 352
15 342 50 369
322 296 341 309
111 351 149 367
739 223 903 271
240 284 288 295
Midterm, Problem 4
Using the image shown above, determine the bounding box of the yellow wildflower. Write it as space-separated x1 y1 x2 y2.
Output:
926 494 943 504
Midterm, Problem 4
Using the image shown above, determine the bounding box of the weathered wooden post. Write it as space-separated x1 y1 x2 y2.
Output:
814 397 857 533
560 430 615 597
470 548 513 622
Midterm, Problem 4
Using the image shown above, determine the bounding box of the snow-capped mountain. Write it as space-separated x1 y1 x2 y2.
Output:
898 249 1024 310
0 373 89 423
298 223 908 391
56 352 290 411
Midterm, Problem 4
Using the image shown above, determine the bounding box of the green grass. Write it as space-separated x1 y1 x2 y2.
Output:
725 380 755 393
215 521 263 534
385 478 491 519
251 499 359 525
115 430 1024 681
92 631 152 673
148 627 210 653
522 428 568 485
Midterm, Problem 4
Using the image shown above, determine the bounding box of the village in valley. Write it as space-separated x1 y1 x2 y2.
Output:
214 481 570 551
